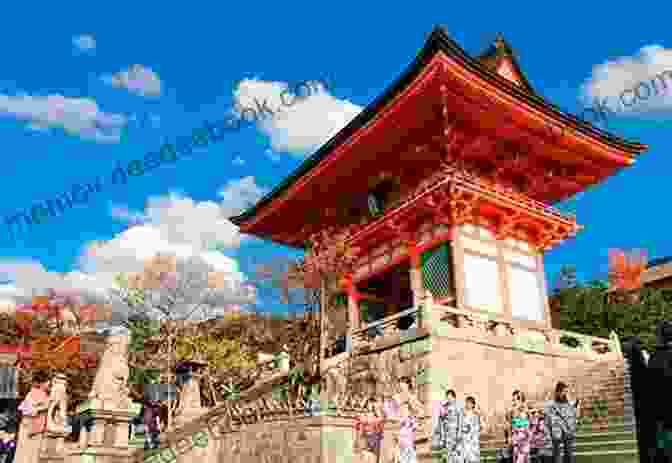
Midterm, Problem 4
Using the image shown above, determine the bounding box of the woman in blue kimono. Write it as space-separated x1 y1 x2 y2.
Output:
455 396 485 463
432 389 464 463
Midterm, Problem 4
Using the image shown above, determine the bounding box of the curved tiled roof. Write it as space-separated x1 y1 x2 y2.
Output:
231 26 647 227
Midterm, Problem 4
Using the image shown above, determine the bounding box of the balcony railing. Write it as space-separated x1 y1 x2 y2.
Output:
348 299 618 358
427 302 616 357
351 306 420 351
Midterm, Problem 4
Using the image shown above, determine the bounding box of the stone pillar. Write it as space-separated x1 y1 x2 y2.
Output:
88 335 130 410
176 376 207 427
276 349 290 372
60 334 136 462
46 374 69 433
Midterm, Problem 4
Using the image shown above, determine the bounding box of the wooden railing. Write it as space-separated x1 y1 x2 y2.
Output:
351 306 420 350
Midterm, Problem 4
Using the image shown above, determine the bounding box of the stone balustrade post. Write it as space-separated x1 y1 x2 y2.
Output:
276 351 290 372
176 375 207 427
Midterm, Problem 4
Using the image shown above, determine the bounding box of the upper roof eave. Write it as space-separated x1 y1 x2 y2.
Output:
475 34 537 94
230 25 647 227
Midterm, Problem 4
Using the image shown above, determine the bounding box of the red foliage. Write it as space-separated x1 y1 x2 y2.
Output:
608 248 647 290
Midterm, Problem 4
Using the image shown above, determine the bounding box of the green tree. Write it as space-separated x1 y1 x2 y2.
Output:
554 276 672 351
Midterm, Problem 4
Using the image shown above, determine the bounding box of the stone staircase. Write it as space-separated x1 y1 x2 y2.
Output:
478 357 638 462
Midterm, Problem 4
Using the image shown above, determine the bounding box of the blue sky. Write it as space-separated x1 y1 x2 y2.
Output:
0 0 670 314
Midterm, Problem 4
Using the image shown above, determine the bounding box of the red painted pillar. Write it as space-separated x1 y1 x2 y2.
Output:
407 240 425 306
341 273 361 330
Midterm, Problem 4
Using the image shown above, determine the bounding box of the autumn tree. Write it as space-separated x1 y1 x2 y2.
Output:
107 252 260 429
107 253 254 325
0 291 108 412
608 248 647 292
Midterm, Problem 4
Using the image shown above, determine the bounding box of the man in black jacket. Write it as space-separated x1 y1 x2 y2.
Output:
622 335 653 462
646 321 672 462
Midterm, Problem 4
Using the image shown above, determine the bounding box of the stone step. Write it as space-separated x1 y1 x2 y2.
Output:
481 430 636 448
525 395 626 409
422 447 639 463
528 391 626 408
481 438 637 456
570 377 625 385
561 379 625 390
530 379 627 394
479 449 639 463
481 416 630 442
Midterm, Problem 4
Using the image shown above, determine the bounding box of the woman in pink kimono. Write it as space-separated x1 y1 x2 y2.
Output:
355 397 385 463
507 390 532 463
18 382 50 433
385 377 424 463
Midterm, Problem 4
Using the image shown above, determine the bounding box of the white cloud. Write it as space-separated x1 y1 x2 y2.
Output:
0 178 269 322
232 78 362 157
0 260 111 302
73 34 96 52
218 176 268 217
0 93 126 143
102 64 162 97
142 194 242 250
580 45 672 115
108 177 268 250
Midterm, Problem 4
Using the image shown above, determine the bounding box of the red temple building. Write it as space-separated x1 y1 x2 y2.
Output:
231 26 646 461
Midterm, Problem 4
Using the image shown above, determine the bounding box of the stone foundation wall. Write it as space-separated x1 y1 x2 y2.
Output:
137 415 358 463
427 325 620 430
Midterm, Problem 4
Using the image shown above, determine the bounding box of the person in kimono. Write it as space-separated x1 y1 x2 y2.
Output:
432 389 464 463
544 382 578 463
143 399 162 450
385 377 423 463
527 407 546 463
18 382 50 433
508 390 531 463
354 397 385 463
455 396 485 463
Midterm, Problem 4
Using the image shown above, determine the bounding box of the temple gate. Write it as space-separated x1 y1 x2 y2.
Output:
231 25 646 461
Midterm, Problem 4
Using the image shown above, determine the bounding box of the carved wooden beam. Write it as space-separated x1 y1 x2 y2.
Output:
536 224 572 250
448 198 476 225
494 211 523 240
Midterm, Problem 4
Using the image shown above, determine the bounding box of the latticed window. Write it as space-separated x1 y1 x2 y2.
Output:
421 242 455 300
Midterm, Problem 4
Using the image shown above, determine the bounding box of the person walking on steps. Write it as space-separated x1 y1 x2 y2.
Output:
544 382 579 463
